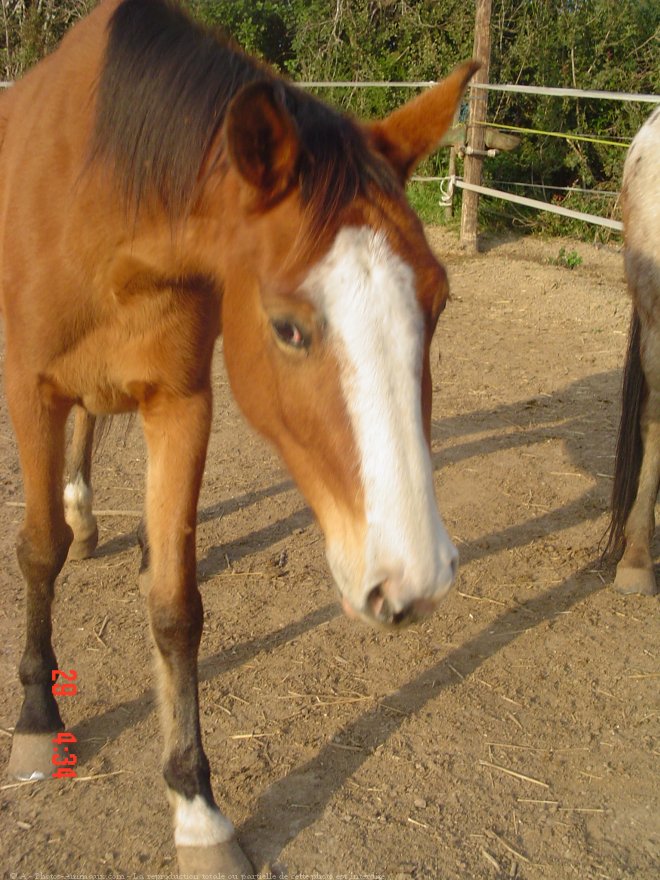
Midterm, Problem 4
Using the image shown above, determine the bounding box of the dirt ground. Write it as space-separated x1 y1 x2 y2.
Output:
0 228 658 880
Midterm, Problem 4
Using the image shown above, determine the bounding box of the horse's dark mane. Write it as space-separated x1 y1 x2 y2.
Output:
91 0 397 227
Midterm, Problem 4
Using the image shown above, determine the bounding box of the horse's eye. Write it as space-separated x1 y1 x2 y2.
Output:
272 319 309 351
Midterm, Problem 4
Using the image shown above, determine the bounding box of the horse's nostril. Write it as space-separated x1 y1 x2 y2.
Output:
367 583 410 626
366 583 387 619
392 608 409 626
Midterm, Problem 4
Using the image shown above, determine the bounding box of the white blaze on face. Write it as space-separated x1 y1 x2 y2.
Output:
306 226 457 614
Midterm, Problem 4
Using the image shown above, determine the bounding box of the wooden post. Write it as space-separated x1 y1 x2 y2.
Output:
460 0 492 251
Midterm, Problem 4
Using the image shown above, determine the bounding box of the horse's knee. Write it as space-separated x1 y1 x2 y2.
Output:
16 521 72 586
148 588 204 657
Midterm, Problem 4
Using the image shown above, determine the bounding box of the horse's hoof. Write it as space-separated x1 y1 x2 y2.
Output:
613 565 657 596
176 839 255 878
67 521 99 560
7 732 66 780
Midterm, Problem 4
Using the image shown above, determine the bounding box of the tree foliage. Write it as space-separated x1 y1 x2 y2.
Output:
489 1 659 193
0 1 94 77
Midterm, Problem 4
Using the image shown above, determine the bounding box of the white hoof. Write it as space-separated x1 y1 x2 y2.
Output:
7 732 72 780
171 793 254 877
176 840 255 878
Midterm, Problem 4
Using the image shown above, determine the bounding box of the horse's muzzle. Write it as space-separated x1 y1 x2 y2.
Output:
341 552 459 629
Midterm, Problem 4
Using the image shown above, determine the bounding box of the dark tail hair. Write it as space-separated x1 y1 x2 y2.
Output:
602 308 645 560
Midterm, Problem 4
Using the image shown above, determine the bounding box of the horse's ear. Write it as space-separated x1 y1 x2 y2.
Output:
225 81 299 199
368 61 480 182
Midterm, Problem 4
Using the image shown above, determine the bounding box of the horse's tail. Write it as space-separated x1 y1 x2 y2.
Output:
602 307 645 560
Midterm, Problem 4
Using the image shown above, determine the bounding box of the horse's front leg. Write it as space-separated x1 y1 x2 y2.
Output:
140 388 254 876
64 406 98 560
6 377 74 779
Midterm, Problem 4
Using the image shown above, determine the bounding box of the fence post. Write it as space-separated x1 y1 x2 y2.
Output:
460 0 492 251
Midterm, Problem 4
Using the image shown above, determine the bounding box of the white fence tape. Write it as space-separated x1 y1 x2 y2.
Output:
297 81 660 104
454 180 623 231
471 82 660 103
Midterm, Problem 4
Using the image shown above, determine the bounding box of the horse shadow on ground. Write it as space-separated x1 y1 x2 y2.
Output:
93 476 297 560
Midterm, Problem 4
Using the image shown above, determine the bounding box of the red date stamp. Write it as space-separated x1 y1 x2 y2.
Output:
51 668 78 779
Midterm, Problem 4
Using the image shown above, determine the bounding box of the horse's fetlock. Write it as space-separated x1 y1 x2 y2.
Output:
64 478 98 558
19 648 58 687
164 745 212 801
621 540 652 572
15 683 64 734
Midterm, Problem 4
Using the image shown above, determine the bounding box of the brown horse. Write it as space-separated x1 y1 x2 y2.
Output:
605 105 660 596
1 0 477 874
